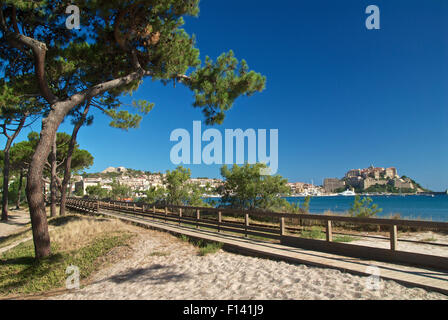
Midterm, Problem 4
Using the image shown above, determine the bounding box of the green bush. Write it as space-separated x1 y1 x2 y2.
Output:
349 196 382 218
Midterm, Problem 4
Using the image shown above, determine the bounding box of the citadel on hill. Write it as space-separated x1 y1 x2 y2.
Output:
323 166 427 194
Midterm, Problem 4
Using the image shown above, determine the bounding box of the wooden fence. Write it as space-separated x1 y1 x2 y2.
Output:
64 197 448 271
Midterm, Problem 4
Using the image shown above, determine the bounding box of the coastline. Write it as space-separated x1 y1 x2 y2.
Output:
203 194 448 222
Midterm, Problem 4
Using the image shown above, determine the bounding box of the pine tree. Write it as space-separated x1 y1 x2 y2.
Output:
1 1 265 258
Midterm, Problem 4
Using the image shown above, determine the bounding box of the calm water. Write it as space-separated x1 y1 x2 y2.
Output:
207 195 448 222
284 195 448 221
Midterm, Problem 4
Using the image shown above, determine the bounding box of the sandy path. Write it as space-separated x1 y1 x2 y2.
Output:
54 228 447 300
0 209 30 238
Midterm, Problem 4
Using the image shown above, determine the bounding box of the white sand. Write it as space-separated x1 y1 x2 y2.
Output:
54 229 447 300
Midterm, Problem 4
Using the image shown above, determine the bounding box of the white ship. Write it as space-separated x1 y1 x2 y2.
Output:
339 190 356 196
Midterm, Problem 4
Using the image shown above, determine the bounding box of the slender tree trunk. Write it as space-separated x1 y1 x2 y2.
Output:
2 146 11 221
15 169 24 209
60 103 90 216
50 134 57 217
1 116 27 221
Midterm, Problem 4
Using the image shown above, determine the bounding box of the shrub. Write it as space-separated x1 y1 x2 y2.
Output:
349 196 382 218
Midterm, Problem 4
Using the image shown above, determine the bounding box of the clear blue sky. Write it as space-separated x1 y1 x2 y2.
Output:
14 0 448 191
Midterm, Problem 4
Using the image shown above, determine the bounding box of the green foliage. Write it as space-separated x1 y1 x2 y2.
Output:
348 196 383 218
219 163 290 211
1 1 265 130
10 138 35 172
284 195 312 214
300 226 324 240
86 184 108 200
301 196 311 213
109 180 132 200
0 77 43 120
52 132 94 175
9 131 93 179
74 188 84 197
163 166 191 205
198 242 223 256
163 166 207 206
188 51 266 124
7 177 26 205
141 186 166 205
283 201 302 214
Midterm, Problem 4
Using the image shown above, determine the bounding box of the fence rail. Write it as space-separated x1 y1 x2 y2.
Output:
63 197 448 271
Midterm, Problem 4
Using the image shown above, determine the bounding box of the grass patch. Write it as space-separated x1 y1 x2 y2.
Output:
176 234 223 256
198 242 223 256
179 234 189 242
149 251 169 257
0 215 133 296
333 235 356 243
299 227 355 243
300 226 325 240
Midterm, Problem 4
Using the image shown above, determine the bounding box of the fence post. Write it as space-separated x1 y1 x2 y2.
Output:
179 208 182 226
326 220 333 242
196 209 200 229
390 225 398 251
165 207 168 222
245 213 249 238
218 211 222 233
280 217 285 236
96 201 100 213
133 203 136 212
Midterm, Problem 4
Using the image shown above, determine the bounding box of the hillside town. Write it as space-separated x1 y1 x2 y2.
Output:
63 165 426 199
72 167 224 197
68 166 325 198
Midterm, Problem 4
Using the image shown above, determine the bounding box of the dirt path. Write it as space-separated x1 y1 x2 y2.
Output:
0 209 30 238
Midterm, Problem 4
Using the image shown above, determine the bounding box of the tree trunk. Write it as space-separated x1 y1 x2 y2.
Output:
50 134 57 217
60 103 90 216
1 116 27 221
2 146 11 221
25 69 144 260
26 107 68 259
16 169 24 209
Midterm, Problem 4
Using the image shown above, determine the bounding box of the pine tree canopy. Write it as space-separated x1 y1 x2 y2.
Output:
0 0 266 126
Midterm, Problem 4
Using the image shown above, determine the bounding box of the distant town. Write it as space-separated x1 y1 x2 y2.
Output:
67 165 433 199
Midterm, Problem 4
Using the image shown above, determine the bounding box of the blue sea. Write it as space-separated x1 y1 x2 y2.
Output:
207 195 448 222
